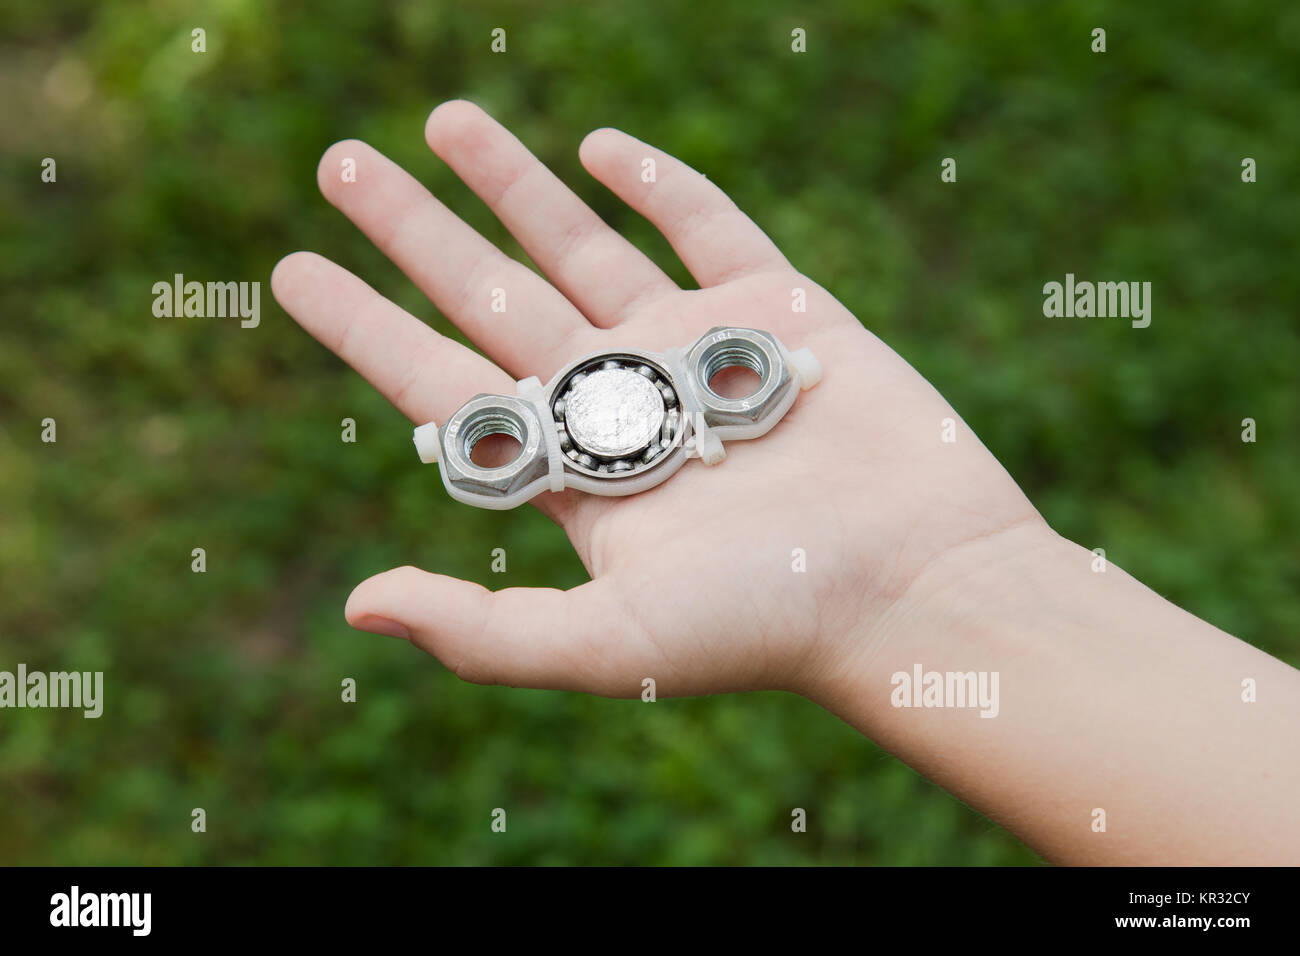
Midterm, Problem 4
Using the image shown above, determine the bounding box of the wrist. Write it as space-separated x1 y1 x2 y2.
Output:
801 517 1300 864
803 519 1072 718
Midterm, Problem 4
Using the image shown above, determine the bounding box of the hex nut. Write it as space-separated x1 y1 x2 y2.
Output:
439 395 549 499
685 327 795 430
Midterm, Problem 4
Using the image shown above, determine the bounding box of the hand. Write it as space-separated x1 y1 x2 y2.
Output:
273 102 1300 863
271 100 1046 699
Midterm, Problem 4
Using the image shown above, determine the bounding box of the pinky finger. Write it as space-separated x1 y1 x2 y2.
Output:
578 127 790 288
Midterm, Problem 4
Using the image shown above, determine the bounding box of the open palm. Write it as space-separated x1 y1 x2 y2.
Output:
272 100 1043 700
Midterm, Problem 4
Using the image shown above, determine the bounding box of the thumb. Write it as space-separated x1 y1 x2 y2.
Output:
345 566 635 695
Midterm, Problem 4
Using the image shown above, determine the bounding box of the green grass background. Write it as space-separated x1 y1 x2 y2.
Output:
1 0 1297 864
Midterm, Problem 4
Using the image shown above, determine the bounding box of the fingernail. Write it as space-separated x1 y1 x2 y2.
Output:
351 614 410 640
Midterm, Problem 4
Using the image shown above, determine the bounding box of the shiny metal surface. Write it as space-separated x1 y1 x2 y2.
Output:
563 367 666 460
422 327 818 508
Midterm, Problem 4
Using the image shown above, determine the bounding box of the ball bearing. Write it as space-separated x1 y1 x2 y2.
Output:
552 356 681 477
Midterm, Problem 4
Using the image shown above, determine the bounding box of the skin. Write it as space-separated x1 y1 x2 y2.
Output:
272 100 1300 865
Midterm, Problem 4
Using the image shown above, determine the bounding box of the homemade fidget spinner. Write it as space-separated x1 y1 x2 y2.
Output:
413 327 821 509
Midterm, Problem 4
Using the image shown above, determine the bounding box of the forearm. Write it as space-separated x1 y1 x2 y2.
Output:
810 524 1300 865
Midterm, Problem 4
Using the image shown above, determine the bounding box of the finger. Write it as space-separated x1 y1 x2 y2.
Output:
273 251 579 526
346 566 641 696
271 251 512 423
578 128 790 288
425 100 679 327
317 139 594 378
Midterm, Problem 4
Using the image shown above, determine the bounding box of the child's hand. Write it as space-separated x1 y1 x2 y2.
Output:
272 100 1044 697
275 100 1300 864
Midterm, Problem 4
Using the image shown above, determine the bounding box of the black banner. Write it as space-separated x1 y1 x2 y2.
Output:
0 866 1284 942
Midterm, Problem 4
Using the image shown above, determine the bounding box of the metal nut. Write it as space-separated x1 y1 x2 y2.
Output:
438 395 549 499
685 327 794 430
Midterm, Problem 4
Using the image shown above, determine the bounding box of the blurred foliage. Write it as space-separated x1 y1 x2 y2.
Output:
1 0 1297 865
